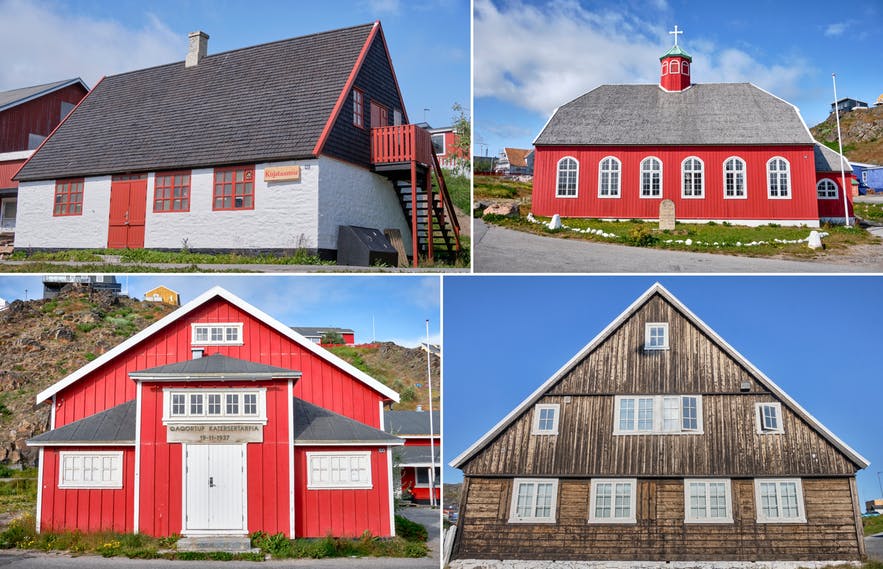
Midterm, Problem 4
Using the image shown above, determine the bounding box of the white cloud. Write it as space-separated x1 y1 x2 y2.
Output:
0 0 182 91
475 0 811 117
824 22 849 37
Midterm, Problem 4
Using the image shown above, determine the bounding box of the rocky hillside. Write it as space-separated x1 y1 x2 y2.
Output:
811 105 883 164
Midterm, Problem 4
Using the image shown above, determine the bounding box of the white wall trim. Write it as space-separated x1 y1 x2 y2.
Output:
35 447 44 533
50 395 56 429
387 447 395 537
288 379 295 538
133 382 142 533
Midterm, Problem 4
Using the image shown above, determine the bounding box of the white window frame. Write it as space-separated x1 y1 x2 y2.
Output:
684 479 733 523
190 322 243 346
598 156 621 198
644 322 669 350
681 156 704 198
306 451 372 490
670 59 680 74
756 402 784 434
682 61 689 75
589 478 637 524
508 478 559 523
59 451 123 489
754 478 806 523
556 156 579 198
431 133 446 156
414 466 441 488
614 395 704 435
767 157 791 199
723 157 747 199
162 388 267 424
531 403 560 435
640 157 662 198
817 178 838 200
661 60 669 75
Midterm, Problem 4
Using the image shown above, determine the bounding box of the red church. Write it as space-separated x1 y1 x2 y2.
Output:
27 287 403 543
532 27 853 227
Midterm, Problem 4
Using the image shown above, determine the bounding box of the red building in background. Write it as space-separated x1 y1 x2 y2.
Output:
385 410 440 504
28 287 402 542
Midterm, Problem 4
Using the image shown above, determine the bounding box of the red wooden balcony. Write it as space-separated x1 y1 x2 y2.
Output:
371 124 433 166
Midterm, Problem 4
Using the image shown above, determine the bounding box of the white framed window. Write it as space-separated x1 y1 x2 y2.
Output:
59 451 123 489
817 178 838 199
615 395 703 435
589 478 637 524
685 479 733 523
670 59 680 74
531 403 560 435
431 133 446 156
556 157 579 198
724 157 747 199
307 451 372 489
415 466 440 487
598 156 621 198
640 157 662 197
661 60 669 75
508 478 558 523
191 322 243 346
681 157 704 198
163 388 267 424
756 402 783 434
767 157 791 199
645 322 669 350
682 61 689 75
755 479 806 523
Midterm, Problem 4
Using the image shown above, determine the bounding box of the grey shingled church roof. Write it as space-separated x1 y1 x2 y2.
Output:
16 24 375 182
28 401 135 445
129 354 302 380
534 83 814 146
293 398 402 445
814 142 851 172
0 79 85 112
394 445 439 466
384 410 440 436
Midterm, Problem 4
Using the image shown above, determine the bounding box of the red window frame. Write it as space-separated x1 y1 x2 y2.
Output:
353 88 365 128
53 178 84 216
154 170 192 213
213 165 255 211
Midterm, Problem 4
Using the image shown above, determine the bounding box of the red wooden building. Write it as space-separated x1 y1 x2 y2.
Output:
292 327 356 346
384 410 440 504
532 31 853 226
27 287 404 541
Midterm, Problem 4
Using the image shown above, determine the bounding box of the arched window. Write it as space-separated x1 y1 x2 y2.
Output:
681 157 704 198
724 157 746 198
598 156 621 198
640 157 662 198
817 178 838 199
670 59 680 74
767 157 791 198
556 157 579 198
682 61 689 75
662 61 669 75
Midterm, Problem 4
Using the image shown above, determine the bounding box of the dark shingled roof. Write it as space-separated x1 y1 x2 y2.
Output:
129 354 302 380
393 445 439 466
814 142 851 172
28 401 135 445
16 24 375 181
535 83 814 147
294 398 401 445
384 410 440 436
0 79 84 112
292 326 355 337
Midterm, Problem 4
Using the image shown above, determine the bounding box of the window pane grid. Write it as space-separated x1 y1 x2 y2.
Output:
619 399 635 431
817 179 837 199
641 158 661 197
599 157 621 197
154 171 191 212
193 324 241 344
594 483 612 518
213 166 255 210
682 158 704 197
53 179 84 216
767 158 790 197
682 397 698 430
637 398 653 431
556 158 578 197
724 158 746 197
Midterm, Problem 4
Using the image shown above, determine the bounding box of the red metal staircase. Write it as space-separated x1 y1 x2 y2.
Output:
371 125 462 267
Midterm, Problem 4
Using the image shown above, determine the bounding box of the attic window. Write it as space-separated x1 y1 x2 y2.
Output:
531 404 560 435
756 402 783 434
644 323 669 350
353 88 365 128
191 323 243 345
164 388 266 423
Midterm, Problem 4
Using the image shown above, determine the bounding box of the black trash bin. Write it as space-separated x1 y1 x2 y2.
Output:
336 225 399 267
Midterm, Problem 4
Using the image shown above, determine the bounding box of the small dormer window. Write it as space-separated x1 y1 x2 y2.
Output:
661 60 669 75
191 323 243 346
682 61 689 75
756 402 783 434
670 59 680 74
531 404 560 435
645 323 669 350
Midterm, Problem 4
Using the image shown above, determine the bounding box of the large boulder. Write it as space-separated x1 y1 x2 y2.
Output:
483 203 520 218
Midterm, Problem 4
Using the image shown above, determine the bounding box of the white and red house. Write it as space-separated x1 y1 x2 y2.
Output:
532 31 853 227
27 286 404 538
384 410 440 504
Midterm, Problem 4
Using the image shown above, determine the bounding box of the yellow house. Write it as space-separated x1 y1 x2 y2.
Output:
144 285 180 306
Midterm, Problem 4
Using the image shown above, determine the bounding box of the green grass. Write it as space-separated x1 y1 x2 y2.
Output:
864 514 883 536
442 172 471 213
0 262 245 273
474 175 532 201
855 202 883 222
9 248 330 266
0 468 37 517
812 563 883 569
250 520 428 559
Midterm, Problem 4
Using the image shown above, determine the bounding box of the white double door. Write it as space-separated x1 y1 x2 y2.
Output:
184 444 246 533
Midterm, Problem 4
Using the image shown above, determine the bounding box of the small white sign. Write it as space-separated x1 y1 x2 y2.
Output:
167 423 263 444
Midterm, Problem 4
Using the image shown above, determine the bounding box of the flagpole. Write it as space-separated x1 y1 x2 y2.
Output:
425 319 436 507
832 73 851 227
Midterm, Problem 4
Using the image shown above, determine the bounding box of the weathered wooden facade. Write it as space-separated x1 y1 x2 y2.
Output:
450 283 868 564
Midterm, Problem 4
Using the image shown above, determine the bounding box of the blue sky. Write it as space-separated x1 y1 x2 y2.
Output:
0 275 441 347
474 0 883 158
0 0 469 129
443 276 883 506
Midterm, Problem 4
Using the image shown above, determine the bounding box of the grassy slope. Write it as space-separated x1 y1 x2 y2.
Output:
473 175 532 201
811 106 883 164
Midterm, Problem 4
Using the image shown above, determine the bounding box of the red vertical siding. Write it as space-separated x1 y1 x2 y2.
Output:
816 172 855 219
0 83 88 153
342 333 355 345
294 446 392 537
0 159 26 190
533 145 820 222
39 447 134 533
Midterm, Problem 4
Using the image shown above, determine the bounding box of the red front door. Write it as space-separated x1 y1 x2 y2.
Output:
108 177 147 249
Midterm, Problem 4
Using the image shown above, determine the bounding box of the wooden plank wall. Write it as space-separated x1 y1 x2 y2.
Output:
455 476 862 561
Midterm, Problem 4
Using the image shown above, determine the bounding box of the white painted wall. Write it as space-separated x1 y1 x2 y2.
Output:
14 177 111 249
317 156 412 254
144 160 320 250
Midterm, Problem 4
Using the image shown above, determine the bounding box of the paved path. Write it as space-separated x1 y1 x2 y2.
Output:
867 531 883 562
0 260 466 274
399 506 441 565
474 219 883 273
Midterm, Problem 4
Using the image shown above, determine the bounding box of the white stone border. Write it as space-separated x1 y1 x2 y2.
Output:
450 560 861 569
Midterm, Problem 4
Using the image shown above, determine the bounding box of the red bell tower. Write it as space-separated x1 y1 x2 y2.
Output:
660 25 692 92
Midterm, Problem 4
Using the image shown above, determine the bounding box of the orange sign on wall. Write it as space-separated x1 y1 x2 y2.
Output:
264 165 301 182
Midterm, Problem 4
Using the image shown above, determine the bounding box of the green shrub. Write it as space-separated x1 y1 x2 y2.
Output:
626 226 659 247
252 531 292 557
0 515 36 548
394 515 428 542
76 323 98 333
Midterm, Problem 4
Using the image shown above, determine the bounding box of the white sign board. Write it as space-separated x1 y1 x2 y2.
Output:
167 424 263 444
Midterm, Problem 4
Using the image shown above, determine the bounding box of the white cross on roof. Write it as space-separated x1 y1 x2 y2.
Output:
669 25 683 47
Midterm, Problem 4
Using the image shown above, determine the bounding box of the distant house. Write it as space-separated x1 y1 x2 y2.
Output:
429 125 469 174
144 285 180 306
292 327 355 346
852 162 883 195
473 156 498 173
831 98 868 113
42 275 121 299
0 79 89 239
494 148 533 175
385 410 440 504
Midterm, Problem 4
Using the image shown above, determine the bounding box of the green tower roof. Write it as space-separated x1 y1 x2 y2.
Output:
660 44 692 62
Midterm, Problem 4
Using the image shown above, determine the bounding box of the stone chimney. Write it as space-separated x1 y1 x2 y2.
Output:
185 31 209 68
